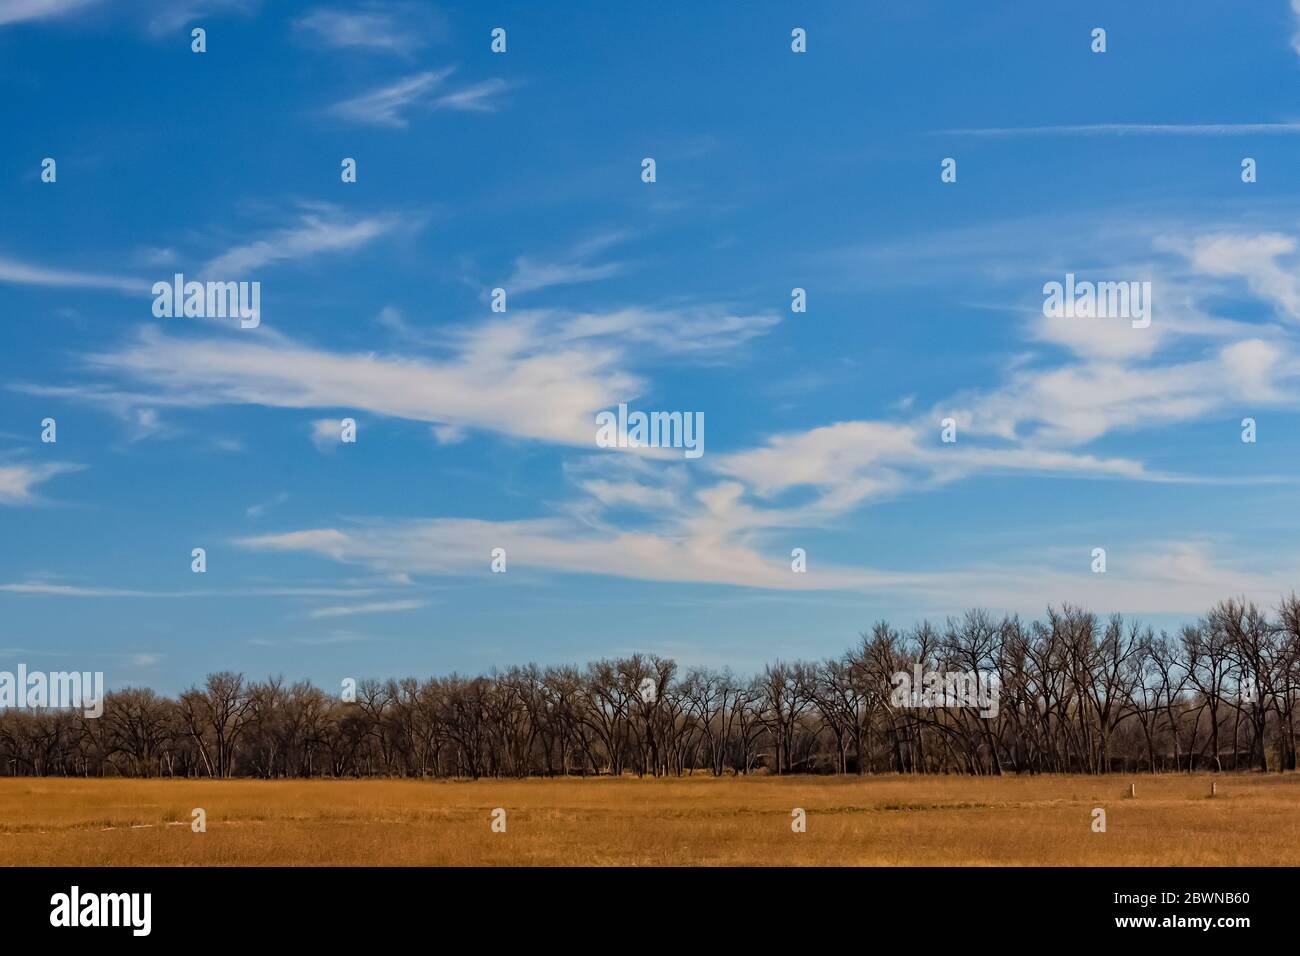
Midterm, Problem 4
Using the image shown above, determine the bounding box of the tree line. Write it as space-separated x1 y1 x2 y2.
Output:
3 596 1298 778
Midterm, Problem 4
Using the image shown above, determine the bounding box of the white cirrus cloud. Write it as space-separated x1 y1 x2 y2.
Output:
0 255 144 293
0 580 385 598
935 122 1300 137
238 516 890 592
144 0 258 34
432 77 510 113
1182 232 1300 322
503 232 633 295
73 299 778 447
201 209 403 277
307 599 427 619
234 516 1300 620
84 323 636 447
329 69 508 127
0 0 103 27
294 2 438 54
0 462 82 504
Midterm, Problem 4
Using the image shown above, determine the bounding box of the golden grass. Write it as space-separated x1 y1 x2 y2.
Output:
0 773 1295 866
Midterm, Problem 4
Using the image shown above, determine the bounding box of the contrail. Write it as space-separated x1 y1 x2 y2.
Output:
933 122 1300 137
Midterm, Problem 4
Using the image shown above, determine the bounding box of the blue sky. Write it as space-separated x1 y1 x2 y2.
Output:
2 0 1300 694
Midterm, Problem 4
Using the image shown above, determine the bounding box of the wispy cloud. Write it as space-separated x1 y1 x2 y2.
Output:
294 3 437 54
83 321 632 447
505 232 633 295
144 0 258 34
246 491 289 518
0 582 197 597
433 78 509 113
0 462 82 504
0 0 259 35
202 208 402 277
935 122 1300 137
75 298 779 448
0 255 143 293
236 512 1300 618
1180 232 1300 322
296 631 369 646
329 69 508 127
330 69 451 127
239 516 881 591
307 599 426 619
1 207 400 293
0 0 103 28
554 305 781 358
0 580 386 598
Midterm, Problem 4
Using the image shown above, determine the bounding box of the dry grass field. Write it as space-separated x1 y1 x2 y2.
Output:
0 773 1295 866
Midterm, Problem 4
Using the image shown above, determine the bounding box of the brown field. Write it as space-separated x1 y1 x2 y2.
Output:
0 773 1296 866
